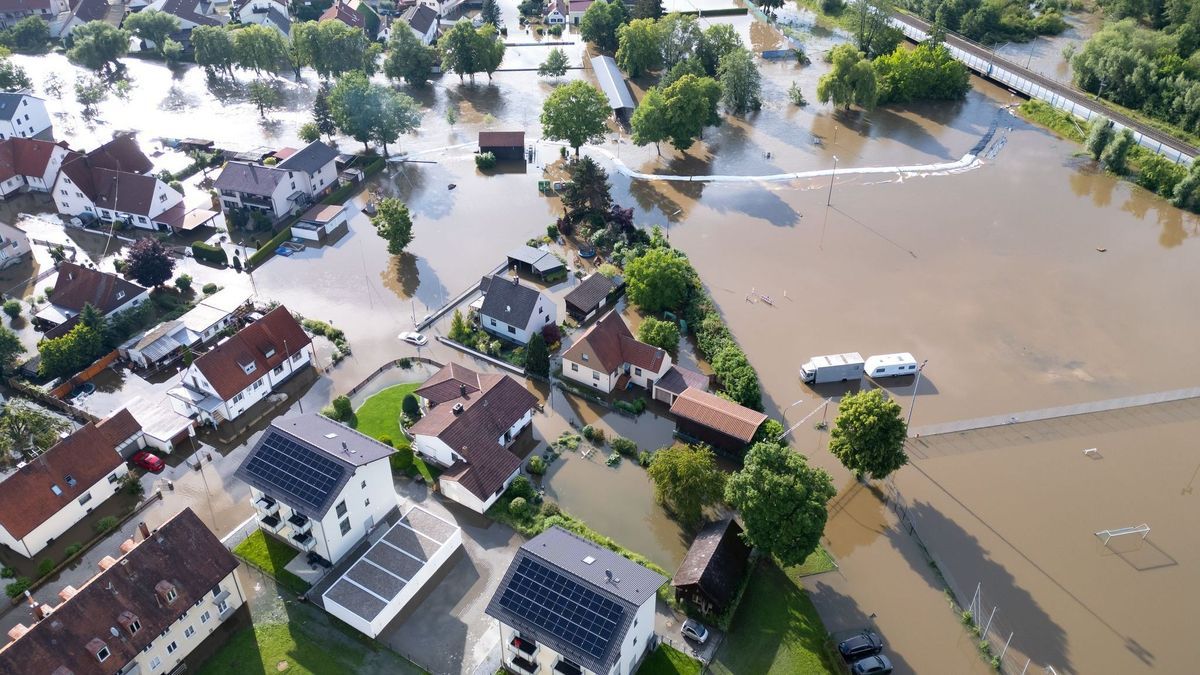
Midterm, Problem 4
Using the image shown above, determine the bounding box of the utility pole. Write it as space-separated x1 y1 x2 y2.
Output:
826 156 839 206
906 359 928 431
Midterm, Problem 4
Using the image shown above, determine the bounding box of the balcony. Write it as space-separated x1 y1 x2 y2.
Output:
509 636 539 660
552 659 582 675
290 530 315 552
254 495 278 516
287 513 312 535
258 513 283 534
507 655 539 675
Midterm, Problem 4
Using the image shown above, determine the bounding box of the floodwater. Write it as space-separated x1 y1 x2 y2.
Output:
993 9 1102 86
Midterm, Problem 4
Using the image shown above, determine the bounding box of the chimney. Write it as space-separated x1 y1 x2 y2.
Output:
119 538 135 554
6 624 28 641
512 276 519 285
57 586 78 602
459 383 466 397
98 556 117 571
452 402 464 415
138 522 150 540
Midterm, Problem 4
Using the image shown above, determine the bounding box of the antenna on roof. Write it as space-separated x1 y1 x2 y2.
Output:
605 569 619 584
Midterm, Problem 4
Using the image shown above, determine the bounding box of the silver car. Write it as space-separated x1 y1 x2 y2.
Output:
681 619 709 644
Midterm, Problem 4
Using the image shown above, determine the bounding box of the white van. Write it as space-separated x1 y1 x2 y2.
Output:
864 353 919 378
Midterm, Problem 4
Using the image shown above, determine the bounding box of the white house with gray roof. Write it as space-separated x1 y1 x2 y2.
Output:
478 274 557 345
486 526 667 675
0 93 51 141
401 4 438 44
277 140 339 196
214 140 338 220
232 0 291 35
234 414 398 565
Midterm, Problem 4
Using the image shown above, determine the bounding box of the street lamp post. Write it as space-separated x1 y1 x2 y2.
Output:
667 208 681 241
826 156 839 206
906 359 929 431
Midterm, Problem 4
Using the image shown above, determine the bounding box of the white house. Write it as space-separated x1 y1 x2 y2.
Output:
176 285 252 345
0 509 245 675
0 221 30 269
34 262 150 339
214 141 338 221
235 414 398 565
544 0 566 24
53 135 186 232
0 410 142 558
561 311 672 394
409 363 538 513
485 526 667 675
147 0 228 30
276 139 339 197
401 3 438 44
0 92 52 140
0 137 71 199
477 274 557 346
231 0 291 35
0 0 68 29
52 0 111 38
168 305 313 425
568 0 593 23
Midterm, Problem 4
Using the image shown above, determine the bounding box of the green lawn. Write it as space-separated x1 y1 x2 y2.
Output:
637 644 702 675
710 560 835 675
792 546 838 577
233 531 311 596
354 383 420 443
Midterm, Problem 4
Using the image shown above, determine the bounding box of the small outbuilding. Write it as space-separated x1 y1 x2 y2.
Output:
653 365 710 405
293 203 350 244
563 272 623 323
591 55 636 116
506 245 566 280
670 387 767 453
479 131 526 161
672 518 753 616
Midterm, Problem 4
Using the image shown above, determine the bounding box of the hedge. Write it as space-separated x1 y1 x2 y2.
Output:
191 241 228 265
246 226 293 269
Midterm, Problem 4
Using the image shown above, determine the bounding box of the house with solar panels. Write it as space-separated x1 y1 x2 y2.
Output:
485 526 667 675
234 414 398 565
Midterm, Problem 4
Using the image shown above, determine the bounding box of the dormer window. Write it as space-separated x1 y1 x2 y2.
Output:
119 610 141 635
241 362 257 375
87 638 110 662
65 475 76 486
116 290 125 300
263 347 276 358
156 580 178 604
581 354 589 361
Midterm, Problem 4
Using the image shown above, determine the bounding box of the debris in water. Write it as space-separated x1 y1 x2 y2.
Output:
1096 247 1107 252
448 183 457 190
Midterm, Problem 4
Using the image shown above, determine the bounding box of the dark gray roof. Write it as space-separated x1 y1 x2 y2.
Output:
277 140 338 174
591 55 636 110
564 272 616 313
479 274 545 327
485 526 666 674
655 365 708 396
0 93 36 122
214 161 287 196
265 5 290 32
234 414 393 519
402 3 437 32
671 518 751 611
507 245 565 275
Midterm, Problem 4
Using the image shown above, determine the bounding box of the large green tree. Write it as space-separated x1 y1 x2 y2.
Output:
579 0 628 51
712 344 762 410
630 73 721 152
0 400 70 460
312 82 336 139
38 323 104 378
2 16 49 53
372 87 422 155
384 25 438 86
717 47 761 114
624 248 693 312
233 24 289 75
68 22 129 74
540 80 611 155
561 156 613 218
636 316 680 352
371 198 415 255
851 0 903 58
725 441 836 566
817 43 878 110
438 19 480 81
829 389 909 480
191 25 236 76
124 9 180 57
525 332 550 377
291 20 381 80
658 12 701 69
538 47 570 79
697 23 741 75
480 0 501 24
1085 115 1114 160
0 325 23 375
616 18 662 77
647 444 726 528
328 70 420 153
874 42 970 105
476 23 506 80
247 79 281 118
0 47 29 91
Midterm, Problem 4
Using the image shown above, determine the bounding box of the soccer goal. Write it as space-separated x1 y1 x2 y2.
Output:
1094 524 1150 546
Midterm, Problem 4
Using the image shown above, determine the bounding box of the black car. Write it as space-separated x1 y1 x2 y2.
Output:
838 631 883 662
851 654 894 675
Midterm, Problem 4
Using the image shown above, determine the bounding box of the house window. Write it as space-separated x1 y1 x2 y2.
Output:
150 657 162 670
635 367 643 376
184 625 195 638
489 318 496 326
272 365 284 376
339 518 351 535
129 619 141 635
291 351 303 362
360 480 366 488
364 497 370 507
66 474 76 486
507 326 516 334
216 599 229 614
77 492 92 506
165 588 177 603
166 641 178 655
232 393 244 403
253 380 263 389
212 585 222 598
571 363 578 371
537 307 543 314
336 500 347 517
96 646 110 662
50 484 62 496
159 193 167 202
592 372 599 381
59 189 66 195
108 472 120 484
201 610 211 624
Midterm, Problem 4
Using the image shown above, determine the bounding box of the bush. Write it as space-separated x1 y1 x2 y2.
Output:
401 393 422 421
638 450 653 467
2 299 20 319
191 241 228 265
508 474 536 501
331 395 353 421
36 559 54 577
201 282 219 295
5 577 30 598
540 500 562 517
173 274 193 292
0 566 13 579
390 446 414 473
549 24 563 36
581 424 606 444
246 226 294 269
547 224 559 240
528 455 548 475
509 496 530 517
94 516 119 534
63 543 83 559
611 437 638 456
475 152 497 170
1136 153 1186 196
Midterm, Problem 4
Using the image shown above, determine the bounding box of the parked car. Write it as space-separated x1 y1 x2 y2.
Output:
399 331 428 346
838 631 883 662
681 619 709 644
131 451 165 473
850 654 893 675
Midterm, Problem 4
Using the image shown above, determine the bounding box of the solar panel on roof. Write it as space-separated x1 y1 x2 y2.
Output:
498 557 624 663
244 433 345 515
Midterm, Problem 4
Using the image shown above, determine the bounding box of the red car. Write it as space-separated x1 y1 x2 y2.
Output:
131 451 165 473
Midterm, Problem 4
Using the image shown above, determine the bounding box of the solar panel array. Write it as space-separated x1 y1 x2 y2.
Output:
244 432 345 515
498 556 624 663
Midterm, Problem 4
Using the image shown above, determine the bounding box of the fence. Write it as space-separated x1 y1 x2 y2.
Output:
48 350 120 399
8 377 97 424
343 356 444 399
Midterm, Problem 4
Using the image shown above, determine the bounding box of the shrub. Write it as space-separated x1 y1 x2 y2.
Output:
554 432 582 451
581 424 606 444
191 241 228 265
95 516 119 534
528 456 548 475
173 274 193 292
638 450 653 467
475 152 497 170
540 500 562 517
390 446 414 473
331 395 353 421
401 393 421 421
488 339 503 355
168 180 184 194
0 567 13 579
2 299 20 319
509 496 530 517
201 282 219 295
508 475 536 501
610 437 638 456
37 559 54 577
547 224 559 240
5 578 30 598
63 543 83 559
549 24 563 36
605 452 621 466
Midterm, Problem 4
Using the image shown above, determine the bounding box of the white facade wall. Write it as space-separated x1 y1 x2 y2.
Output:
0 96 52 139
307 161 337 195
218 176 293 219
613 597 656 675
482 294 557 345
52 172 181 230
0 464 128 558
0 222 29 269
627 356 672 390
414 434 460 467
178 345 313 423
438 468 518 514
124 570 246 674
563 358 617 393
52 170 93 216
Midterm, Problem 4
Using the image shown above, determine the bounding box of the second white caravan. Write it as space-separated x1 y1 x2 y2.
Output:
864 353 919 378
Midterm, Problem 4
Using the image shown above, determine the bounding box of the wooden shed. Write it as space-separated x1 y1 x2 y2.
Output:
672 518 752 615
479 131 526 161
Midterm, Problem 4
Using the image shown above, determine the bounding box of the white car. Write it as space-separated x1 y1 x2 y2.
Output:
681 619 709 644
399 331 428 346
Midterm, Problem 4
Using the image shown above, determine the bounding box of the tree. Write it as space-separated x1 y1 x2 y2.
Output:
874 42 970 105
125 238 176 287
481 0 501 25
449 309 471 342
0 400 70 460
829 389 908 480
540 80 611 156
67 22 130 74
1085 115 1114 160
385 26 438 86
291 20 381 80
712 344 761 409
124 9 180 57
77 303 106 333
817 44 878 110
439 20 480 82
162 37 183 62
636 316 680 352
624 248 693 312
1101 128 1135 174
2 17 49 53
299 121 321 143
658 13 701 69
191 25 235 76
0 326 22 374
518 0 545 16
372 87 422 155
74 76 107 112
647 445 725 528
697 23 741 75
0 48 29 92
38 323 104 378
328 71 376 151
538 47 570 78
658 55 704 88
476 24 506 80
579 0 627 52
371 198 415 255
717 47 761 114
725 442 835 566
247 79 281 118
312 83 336 139
525 332 550 377
616 18 662 77
1 300 18 320
561 156 613 218
632 0 664 20
233 24 289 75
630 73 721 152
851 0 902 58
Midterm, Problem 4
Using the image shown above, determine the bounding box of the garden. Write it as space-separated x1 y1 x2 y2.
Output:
322 382 437 484
232 530 311 596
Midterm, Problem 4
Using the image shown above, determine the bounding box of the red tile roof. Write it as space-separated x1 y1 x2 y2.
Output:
0 509 238 674
414 362 483 404
479 131 525 148
320 0 365 27
561 311 666 374
191 306 311 400
0 138 65 183
85 133 153 175
669 388 767 443
0 410 139 540
47 262 145 315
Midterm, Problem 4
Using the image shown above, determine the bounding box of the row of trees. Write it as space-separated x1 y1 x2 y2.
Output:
1082 113 1200 209
817 41 970 110
900 0 1068 44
